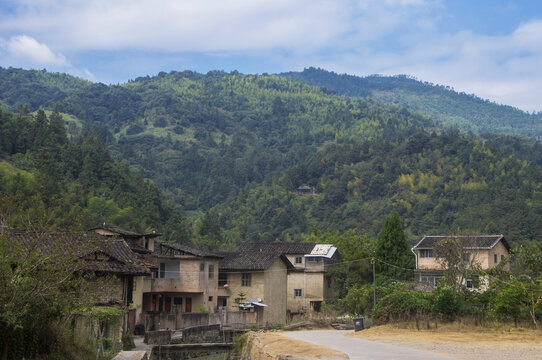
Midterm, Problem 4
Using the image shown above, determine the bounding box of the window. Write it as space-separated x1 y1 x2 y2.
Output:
501 255 504 261
208 296 213 302
209 264 214 279
295 256 303 264
419 249 434 258
242 273 251 286
466 279 473 289
306 257 321 263
174 297 182 305
462 253 470 263
200 263 205 271
218 272 228 286
185 297 192 313
159 263 166 278
494 254 498 264
294 289 302 297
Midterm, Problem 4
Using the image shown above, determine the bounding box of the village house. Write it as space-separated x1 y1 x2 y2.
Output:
5 229 152 342
284 243 338 316
217 245 294 326
217 242 338 325
137 242 222 331
412 235 510 289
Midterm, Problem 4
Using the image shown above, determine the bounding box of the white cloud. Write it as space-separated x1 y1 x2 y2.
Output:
4 35 67 66
0 0 432 52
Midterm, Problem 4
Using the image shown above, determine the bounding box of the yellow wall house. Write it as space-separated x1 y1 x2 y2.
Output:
284 244 338 316
138 243 222 331
217 244 295 326
412 235 510 289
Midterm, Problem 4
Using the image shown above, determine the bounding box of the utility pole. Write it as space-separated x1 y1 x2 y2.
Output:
372 251 376 307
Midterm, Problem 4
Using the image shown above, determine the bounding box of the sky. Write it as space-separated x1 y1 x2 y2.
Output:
1 0 542 112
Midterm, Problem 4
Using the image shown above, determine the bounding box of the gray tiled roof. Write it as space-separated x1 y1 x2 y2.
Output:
6 230 151 275
218 242 306 270
88 226 162 238
413 235 509 251
156 242 222 258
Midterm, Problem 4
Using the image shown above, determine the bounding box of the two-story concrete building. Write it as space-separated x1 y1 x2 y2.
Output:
217 245 294 326
137 242 222 330
412 235 510 289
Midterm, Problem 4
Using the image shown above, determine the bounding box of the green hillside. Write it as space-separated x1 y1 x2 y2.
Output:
0 67 541 247
281 67 542 139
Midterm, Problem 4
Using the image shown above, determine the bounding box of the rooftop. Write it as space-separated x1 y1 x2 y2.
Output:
413 235 509 251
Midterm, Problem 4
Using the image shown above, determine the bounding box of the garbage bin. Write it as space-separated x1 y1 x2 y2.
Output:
353 317 364 332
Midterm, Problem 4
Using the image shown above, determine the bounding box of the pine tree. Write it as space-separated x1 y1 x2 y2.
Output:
375 212 414 280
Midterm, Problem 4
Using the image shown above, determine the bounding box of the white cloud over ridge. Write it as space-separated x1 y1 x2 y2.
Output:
0 0 541 111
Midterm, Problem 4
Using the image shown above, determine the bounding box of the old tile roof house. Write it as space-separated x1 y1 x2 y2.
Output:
217 242 338 324
217 243 294 326
412 235 510 288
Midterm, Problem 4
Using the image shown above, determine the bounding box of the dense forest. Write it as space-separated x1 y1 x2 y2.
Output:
282 67 542 139
0 67 541 249
0 107 191 242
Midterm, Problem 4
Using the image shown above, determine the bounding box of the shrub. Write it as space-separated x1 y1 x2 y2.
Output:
431 286 464 321
372 284 430 323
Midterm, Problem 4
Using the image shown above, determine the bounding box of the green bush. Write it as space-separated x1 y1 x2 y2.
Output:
431 286 464 321
122 332 135 351
372 284 430 322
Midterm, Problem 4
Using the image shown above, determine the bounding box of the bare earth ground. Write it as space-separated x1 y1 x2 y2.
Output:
348 324 542 360
257 332 349 360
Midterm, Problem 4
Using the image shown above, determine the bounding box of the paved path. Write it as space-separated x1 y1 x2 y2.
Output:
281 330 457 360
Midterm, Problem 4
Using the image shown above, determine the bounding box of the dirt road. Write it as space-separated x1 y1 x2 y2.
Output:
281 330 456 360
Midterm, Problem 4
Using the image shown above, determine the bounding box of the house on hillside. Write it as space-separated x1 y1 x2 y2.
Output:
138 242 222 331
292 186 319 196
217 245 294 326
412 235 510 289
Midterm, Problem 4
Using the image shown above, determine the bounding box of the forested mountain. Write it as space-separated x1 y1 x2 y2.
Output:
281 67 542 139
0 67 541 248
0 108 189 241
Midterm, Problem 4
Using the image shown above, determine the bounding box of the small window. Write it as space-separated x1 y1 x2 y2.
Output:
208 296 213 302
462 253 470 262
420 249 434 258
242 273 251 286
466 279 473 289
218 272 228 286
295 256 303 264
209 264 214 279
501 254 504 261
159 263 166 278
200 263 205 271
294 289 302 297
174 297 182 305
494 254 498 264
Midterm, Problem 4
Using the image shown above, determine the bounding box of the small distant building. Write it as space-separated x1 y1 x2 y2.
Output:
292 186 319 196
412 235 510 289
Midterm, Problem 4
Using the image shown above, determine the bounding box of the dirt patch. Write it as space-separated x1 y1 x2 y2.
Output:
258 332 348 360
348 324 542 360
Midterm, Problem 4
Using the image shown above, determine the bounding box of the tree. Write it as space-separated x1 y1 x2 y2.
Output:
433 237 482 291
375 212 414 280
0 225 111 360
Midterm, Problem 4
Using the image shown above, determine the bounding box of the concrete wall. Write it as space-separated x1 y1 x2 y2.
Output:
287 272 327 314
263 258 288 325
221 271 265 312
